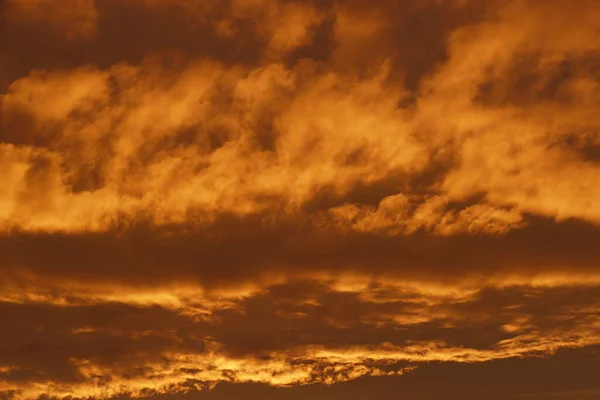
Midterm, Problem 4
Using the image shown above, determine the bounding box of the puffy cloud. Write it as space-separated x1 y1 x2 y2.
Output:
418 0 600 223
317 194 525 235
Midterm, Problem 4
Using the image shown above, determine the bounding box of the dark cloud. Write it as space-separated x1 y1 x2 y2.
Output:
0 301 202 385
0 0 492 92
1 215 599 287
1 278 600 396
0 0 257 92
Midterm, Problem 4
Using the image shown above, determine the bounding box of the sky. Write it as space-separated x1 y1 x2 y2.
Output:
1 0 600 399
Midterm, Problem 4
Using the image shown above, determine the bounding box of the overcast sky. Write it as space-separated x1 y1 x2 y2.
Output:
1 0 600 399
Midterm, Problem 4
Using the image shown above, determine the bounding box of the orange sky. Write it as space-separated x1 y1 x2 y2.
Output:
1 0 600 399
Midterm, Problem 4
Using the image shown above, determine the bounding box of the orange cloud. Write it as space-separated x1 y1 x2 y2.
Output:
2 276 600 399
418 0 600 223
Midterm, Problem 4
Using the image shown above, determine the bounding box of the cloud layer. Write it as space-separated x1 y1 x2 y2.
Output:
1 0 599 398
2 278 600 399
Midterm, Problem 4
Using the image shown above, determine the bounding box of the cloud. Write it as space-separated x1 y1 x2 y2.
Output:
418 0 600 223
0 58 424 232
1 214 600 292
316 194 525 235
1 278 600 399
5 0 99 40
2 0 600 398
2 0 599 233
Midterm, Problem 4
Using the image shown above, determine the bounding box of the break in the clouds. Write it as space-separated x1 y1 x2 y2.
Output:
1 0 599 399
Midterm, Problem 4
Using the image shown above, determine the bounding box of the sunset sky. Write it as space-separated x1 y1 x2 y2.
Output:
1 0 600 399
